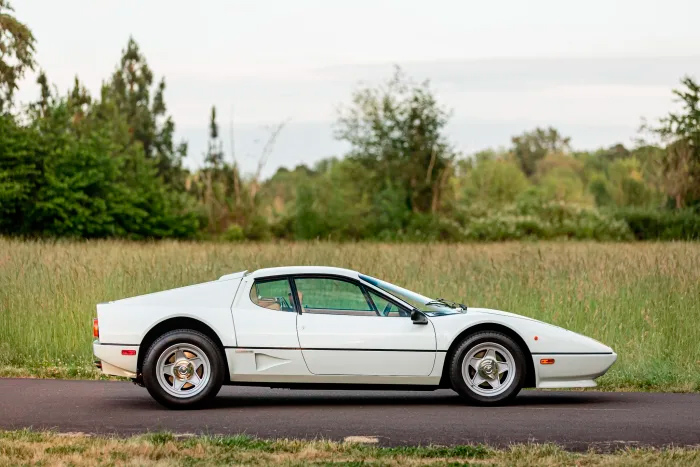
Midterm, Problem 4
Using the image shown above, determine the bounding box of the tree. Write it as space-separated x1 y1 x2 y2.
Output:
197 106 228 234
294 183 323 239
511 127 571 178
249 121 286 201
0 112 40 231
462 159 530 207
336 67 456 214
0 0 35 111
648 76 700 208
607 158 656 207
534 152 584 180
33 70 52 118
107 37 186 186
0 71 200 239
599 143 631 161
204 106 224 169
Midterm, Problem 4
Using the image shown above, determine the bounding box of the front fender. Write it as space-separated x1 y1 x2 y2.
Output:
430 308 616 388
432 308 612 354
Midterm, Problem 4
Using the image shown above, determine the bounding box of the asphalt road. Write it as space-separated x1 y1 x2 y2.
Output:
1 379 699 451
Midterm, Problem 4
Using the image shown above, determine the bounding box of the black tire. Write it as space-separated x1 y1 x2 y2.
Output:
448 331 526 405
142 329 224 409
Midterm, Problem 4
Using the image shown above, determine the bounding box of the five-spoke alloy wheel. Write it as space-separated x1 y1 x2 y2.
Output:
156 343 211 398
143 330 224 409
449 331 526 404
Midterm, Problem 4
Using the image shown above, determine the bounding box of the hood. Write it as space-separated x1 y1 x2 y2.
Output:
433 307 614 354
468 307 542 323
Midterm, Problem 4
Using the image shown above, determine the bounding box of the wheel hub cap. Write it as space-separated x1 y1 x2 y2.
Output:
478 357 498 380
174 360 194 380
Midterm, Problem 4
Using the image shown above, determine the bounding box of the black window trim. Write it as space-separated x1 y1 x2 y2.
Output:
250 273 414 317
357 275 416 313
365 287 411 318
289 273 411 318
291 274 376 316
249 275 297 313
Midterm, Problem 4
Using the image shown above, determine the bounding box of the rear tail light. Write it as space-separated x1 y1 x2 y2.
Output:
93 318 99 338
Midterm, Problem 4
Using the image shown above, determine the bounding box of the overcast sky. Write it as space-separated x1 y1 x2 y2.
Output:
14 0 700 177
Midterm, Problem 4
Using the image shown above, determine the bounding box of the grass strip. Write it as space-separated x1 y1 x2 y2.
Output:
1 429 699 466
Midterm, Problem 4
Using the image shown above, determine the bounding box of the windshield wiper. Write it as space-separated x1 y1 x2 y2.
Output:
425 298 467 310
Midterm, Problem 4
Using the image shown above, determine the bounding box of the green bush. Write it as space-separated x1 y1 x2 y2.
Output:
0 108 199 240
460 201 633 241
222 224 245 242
612 208 700 240
244 215 272 241
400 214 464 242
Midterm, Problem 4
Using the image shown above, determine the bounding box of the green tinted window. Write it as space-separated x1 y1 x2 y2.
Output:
250 279 294 312
368 290 409 317
295 278 372 314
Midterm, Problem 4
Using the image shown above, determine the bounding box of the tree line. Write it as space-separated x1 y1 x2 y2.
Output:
0 2 698 241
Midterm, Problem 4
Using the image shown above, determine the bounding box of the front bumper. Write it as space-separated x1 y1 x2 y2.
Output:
93 341 139 378
535 352 617 388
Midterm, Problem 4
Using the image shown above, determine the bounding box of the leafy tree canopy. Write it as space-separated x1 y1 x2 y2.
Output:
335 66 457 214
0 0 35 112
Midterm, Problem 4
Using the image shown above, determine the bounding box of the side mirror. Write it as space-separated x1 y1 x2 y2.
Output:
411 310 428 325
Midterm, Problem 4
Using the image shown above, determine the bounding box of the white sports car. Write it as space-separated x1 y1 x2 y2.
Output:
93 266 617 408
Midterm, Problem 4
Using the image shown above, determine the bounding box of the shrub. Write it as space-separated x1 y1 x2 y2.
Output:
244 215 272 241
222 224 244 242
401 214 464 242
612 208 700 240
460 202 633 241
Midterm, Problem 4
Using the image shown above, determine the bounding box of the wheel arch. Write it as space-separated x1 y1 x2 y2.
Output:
137 317 229 380
440 322 536 388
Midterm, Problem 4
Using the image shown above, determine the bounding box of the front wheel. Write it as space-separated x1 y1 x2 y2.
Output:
448 331 526 405
142 329 224 409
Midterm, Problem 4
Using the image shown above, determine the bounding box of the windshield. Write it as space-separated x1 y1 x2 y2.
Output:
359 274 465 316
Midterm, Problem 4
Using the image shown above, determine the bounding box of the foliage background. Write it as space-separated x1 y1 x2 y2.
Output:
0 3 699 242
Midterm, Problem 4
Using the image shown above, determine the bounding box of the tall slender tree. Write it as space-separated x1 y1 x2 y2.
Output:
649 76 700 208
107 37 186 186
0 0 35 112
204 106 224 169
31 70 51 118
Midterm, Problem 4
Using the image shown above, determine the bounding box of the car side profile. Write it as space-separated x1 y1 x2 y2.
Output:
93 266 617 408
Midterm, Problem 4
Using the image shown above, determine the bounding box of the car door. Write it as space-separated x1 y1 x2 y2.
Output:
229 276 308 377
294 275 436 376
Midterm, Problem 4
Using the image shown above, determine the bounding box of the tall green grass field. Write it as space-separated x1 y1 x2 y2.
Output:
0 239 698 390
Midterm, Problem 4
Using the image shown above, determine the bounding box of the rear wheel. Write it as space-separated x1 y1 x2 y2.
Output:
142 329 224 409
448 331 526 405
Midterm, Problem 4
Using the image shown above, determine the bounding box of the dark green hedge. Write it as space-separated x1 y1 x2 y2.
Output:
612 208 700 240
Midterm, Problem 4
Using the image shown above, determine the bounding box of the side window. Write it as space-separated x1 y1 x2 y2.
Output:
368 290 410 317
294 277 375 316
250 279 295 312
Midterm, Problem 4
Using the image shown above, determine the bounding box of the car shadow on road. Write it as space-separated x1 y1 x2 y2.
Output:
203 389 609 410
101 388 615 411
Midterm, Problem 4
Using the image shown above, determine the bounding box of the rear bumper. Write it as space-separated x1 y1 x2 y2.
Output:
93 341 139 378
534 352 617 388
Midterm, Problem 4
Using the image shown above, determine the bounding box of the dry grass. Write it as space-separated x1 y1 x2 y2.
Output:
1 239 699 390
0 430 698 466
